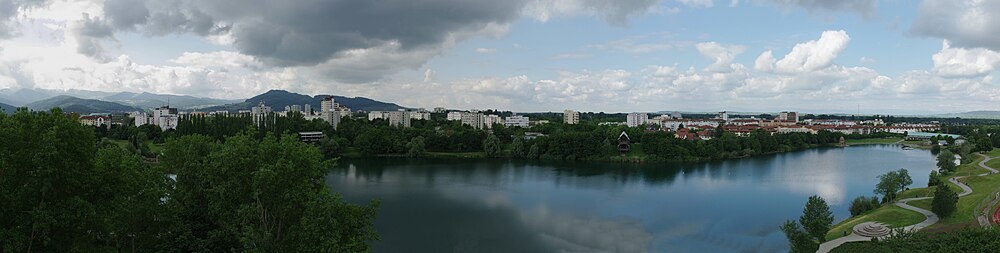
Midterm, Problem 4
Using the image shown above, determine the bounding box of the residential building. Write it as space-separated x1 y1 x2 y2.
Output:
483 114 503 129
461 111 484 129
434 107 446 113
79 115 110 128
368 111 389 121
304 104 312 115
778 111 799 122
718 111 729 121
447 111 463 121
505 115 529 128
387 110 411 127
410 111 432 120
626 113 648 127
251 102 272 126
564 109 580 124
290 104 301 113
298 131 324 143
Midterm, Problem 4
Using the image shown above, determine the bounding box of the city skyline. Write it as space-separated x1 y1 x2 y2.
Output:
0 0 997 114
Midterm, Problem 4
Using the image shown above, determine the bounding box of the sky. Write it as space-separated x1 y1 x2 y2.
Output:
0 0 998 114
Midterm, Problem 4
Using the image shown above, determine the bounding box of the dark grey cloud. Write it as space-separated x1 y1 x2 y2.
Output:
79 0 661 83
73 14 115 60
758 0 876 17
911 0 1000 51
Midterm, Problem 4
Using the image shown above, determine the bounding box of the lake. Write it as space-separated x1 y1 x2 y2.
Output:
327 144 935 253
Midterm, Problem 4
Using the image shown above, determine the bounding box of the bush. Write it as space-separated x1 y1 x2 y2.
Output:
849 196 881 216
928 170 941 187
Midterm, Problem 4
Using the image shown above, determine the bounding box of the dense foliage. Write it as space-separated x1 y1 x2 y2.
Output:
781 195 832 252
0 109 378 252
849 196 881 217
874 169 913 202
937 150 957 173
831 228 1000 252
931 183 958 218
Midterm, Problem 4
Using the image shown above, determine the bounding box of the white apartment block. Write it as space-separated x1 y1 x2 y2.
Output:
483 114 503 129
251 102 272 126
368 111 389 121
778 111 799 122
564 110 580 124
447 111 463 121
461 111 484 129
410 111 432 120
504 115 529 128
626 113 648 128
388 110 411 127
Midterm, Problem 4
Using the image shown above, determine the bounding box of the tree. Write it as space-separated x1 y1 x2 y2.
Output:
780 220 818 253
528 144 540 159
875 169 913 202
849 196 881 217
319 136 343 158
162 133 379 252
931 144 941 155
511 136 528 158
928 170 941 187
799 195 834 242
483 134 502 158
937 150 956 173
931 183 958 218
406 136 426 157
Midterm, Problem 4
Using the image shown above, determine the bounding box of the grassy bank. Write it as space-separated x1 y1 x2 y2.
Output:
825 205 925 241
826 152 995 240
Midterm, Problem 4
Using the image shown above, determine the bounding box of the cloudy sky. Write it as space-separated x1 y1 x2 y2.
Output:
0 0 998 113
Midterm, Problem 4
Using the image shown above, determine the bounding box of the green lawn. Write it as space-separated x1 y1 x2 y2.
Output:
846 137 903 145
920 153 1000 229
909 198 932 211
827 152 996 238
825 205 926 241
986 149 1000 158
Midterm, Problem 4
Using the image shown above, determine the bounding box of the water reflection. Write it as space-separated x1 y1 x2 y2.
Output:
328 145 934 252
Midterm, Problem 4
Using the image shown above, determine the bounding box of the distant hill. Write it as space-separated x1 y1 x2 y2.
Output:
26 95 141 114
929 111 1000 119
0 88 116 106
103 92 241 110
0 102 15 114
203 90 407 112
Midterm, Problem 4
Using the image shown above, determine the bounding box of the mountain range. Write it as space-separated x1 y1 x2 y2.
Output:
2 88 406 114
201 90 407 112
0 102 14 114
927 111 1000 119
102 92 241 110
26 96 142 114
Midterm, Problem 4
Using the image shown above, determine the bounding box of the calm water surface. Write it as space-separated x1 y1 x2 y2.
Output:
327 145 934 253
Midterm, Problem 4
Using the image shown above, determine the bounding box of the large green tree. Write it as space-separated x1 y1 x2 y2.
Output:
936 150 956 173
0 109 167 252
780 220 819 253
874 169 913 202
483 134 502 158
161 133 379 252
799 195 834 242
931 183 958 218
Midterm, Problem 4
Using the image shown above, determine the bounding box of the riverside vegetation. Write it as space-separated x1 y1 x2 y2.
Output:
0 108 377 252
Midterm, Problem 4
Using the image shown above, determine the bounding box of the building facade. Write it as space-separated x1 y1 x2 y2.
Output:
447 111 463 121
483 114 503 129
460 111 484 129
387 110 411 127
563 110 580 124
505 115 529 128
626 113 648 127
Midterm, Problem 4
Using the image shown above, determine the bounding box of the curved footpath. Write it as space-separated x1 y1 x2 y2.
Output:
816 153 996 253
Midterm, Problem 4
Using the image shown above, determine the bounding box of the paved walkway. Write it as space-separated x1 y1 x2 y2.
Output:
816 153 997 253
